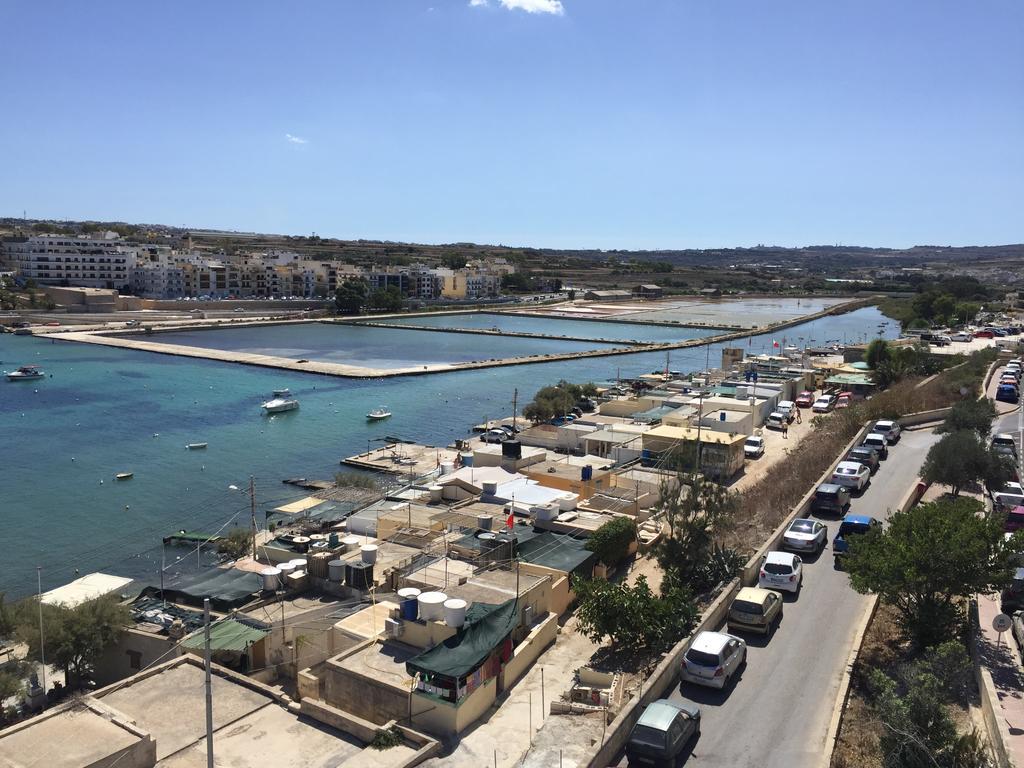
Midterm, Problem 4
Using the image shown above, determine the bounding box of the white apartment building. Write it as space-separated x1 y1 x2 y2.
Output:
3 234 137 289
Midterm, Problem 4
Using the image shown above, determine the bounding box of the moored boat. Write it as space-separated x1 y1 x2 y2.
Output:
273 388 292 397
367 407 392 420
186 442 208 450
115 472 134 480
262 397 300 414
6 365 45 381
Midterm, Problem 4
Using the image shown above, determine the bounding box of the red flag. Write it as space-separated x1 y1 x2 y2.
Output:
772 340 780 348
506 513 515 529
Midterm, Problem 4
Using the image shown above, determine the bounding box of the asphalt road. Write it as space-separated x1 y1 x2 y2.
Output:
614 427 939 768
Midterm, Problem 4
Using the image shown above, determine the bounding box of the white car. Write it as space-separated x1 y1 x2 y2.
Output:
680 631 747 689
812 395 835 413
782 518 827 553
872 419 902 444
765 412 787 430
744 436 765 459
951 332 973 342
758 551 803 594
832 460 871 492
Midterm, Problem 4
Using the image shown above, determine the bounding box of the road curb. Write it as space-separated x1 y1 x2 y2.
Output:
819 476 925 768
820 594 879 768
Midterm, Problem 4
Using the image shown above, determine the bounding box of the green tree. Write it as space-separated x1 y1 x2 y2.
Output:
16 597 130 689
844 497 1019 648
936 398 996 438
868 641 988 768
334 279 368 314
585 517 637 568
368 286 404 312
921 431 1010 496
217 527 254 560
573 575 697 650
931 294 957 324
655 470 741 595
864 339 891 370
441 253 467 270
522 399 554 424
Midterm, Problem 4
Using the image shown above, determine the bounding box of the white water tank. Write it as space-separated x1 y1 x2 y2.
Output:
557 494 577 512
278 562 296 578
260 567 281 591
328 559 346 582
291 535 310 552
418 591 448 621
444 598 468 628
429 485 443 503
477 514 493 531
535 504 558 523
288 558 308 570
342 536 360 552
440 461 455 475
481 481 498 495
361 544 379 564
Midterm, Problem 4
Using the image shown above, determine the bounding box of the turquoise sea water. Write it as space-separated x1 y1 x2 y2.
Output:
369 312 720 343
0 306 896 597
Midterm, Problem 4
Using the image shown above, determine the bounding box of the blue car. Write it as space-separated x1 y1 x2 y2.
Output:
997 384 1019 404
833 514 881 567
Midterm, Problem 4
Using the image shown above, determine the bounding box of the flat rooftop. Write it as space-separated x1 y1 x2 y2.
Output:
336 640 420 690
0 705 143 768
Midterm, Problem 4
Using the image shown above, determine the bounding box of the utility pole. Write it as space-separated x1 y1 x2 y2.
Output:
512 388 518 432
249 475 257 560
36 566 46 700
203 598 214 768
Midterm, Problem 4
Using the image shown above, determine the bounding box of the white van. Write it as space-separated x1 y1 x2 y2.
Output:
777 401 796 422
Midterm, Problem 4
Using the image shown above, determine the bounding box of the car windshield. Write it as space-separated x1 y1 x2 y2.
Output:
789 520 815 533
745 439 760 447
815 490 837 501
764 562 793 575
631 724 666 748
836 467 855 475
838 522 871 536
732 599 765 615
686 649 721 666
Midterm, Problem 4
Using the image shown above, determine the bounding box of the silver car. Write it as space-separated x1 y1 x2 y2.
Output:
782 518 827 553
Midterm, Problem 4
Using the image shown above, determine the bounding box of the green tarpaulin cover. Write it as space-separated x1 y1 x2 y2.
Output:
182 618 269 652
406 598 518 681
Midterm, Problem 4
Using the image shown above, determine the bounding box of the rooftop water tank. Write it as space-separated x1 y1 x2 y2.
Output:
398 587 421 621
557 494 578 512
291 536 310 553
346 562 373 591
429 485 443 503
328 559 346 582
481 481 498 495
328 532 340 548
444 598 468 628
342 536 360 552
418 591 448 621
278 562 296 577
288 558 308 570
360 544 378 564
440 461 455 475
502 440 522 460
260 567 281 592
460 452 474 467
535 504 558 523
477 514 493 531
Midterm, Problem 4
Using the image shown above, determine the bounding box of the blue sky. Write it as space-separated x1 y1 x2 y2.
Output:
1 1 1021 249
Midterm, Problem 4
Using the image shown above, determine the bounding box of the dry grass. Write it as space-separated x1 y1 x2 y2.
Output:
728 349 998 555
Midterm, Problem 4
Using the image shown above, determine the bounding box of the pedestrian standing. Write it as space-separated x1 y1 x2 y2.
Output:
795 408 802 424
782 421 789 439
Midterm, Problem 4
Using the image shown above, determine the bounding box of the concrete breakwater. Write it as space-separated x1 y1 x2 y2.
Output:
42 297 874 379
334 320 655 346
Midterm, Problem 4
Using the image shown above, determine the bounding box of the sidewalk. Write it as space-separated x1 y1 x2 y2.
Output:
975 593 1024 766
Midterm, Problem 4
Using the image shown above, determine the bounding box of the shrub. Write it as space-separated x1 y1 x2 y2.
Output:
586 517 637 568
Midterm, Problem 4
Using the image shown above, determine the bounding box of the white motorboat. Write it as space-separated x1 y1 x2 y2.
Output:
6 365 45 381
262 397 299 414
186 442 208 450
367 407 392 420
273 388 291 397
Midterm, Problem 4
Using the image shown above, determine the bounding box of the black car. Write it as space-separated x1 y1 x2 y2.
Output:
811 483 851 516
626 699 701 767
845 446 880 474
1001 568 1024 614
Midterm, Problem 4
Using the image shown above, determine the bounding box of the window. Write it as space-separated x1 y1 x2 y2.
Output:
127 649 142 670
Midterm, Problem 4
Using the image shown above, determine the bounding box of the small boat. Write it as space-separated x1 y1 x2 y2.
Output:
6 365 45 381
273 388 292 397
115 472 134 481
186 443 208 450
262 397 300 414
367 407 392 421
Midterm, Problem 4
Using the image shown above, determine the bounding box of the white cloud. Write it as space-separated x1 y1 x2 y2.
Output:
285 133 308 145
500 0 564 14
469 0 488 6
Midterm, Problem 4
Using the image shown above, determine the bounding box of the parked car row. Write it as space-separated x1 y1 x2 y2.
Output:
626 419 900 766
997 360 1022 404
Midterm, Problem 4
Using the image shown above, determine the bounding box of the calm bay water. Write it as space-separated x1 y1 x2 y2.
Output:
0 306 896 597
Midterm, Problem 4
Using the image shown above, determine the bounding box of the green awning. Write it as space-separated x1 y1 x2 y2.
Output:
182 618 269 652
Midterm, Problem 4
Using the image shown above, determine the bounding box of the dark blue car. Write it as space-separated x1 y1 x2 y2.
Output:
833 514 881 567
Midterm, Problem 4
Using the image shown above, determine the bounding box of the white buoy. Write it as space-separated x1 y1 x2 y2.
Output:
100 479 104 484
